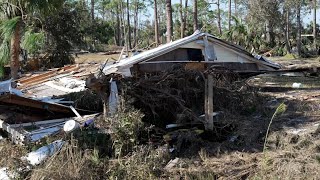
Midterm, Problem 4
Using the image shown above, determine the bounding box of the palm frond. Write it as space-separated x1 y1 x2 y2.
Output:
21 28 45 55
0 16 20 41
0 40 10 77
26 0 64 16
0 40 10 63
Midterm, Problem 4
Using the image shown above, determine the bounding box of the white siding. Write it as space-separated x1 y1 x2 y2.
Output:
214 45 252 63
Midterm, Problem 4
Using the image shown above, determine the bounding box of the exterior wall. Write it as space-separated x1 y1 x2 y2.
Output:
148 48 189 62
135 39 275 73
214 45 252 63
148 48 204 62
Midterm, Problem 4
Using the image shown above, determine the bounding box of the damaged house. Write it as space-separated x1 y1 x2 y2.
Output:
89 31 281 131
102 31 281 77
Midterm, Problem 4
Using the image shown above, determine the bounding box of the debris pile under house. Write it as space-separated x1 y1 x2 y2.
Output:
0 31 287 179
87 31 281 130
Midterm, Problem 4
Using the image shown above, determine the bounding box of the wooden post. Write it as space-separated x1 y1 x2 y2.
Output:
205 74 214 130
204 76 208 125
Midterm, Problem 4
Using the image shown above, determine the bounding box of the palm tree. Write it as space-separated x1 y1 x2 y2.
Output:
0 0 63 79
224 17 263 52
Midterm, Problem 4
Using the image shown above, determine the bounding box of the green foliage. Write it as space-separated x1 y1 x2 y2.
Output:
108 109 144 157
21 29 45 55
0 42 10 76
107 146 170 179
0 16 20 41
223 16 248 47
91 148 100 165
0 16 21 77
44 7 82 67
92 20 114 45
263 103 287 153
26 0 64 16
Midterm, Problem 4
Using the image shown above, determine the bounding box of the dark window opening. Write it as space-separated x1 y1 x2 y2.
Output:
187 49 205 62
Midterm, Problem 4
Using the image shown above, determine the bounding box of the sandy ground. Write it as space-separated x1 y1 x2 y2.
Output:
74 53 120 64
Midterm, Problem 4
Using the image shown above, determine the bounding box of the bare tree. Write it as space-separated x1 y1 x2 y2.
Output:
228 0 232 30
116 4 121 46
91 0 95 22
133 0 139 47
193 0 198 31
234 0 238 16
166 0 173 42
127 0 132 49
284 8 291 53
217 0 222 35
313 0 317 49
154 0 160 45
179 0 189 38
297 1 302 56
180 0 184 38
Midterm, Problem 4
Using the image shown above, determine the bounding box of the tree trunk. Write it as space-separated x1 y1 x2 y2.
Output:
166 0 173 43
154 0 160 45
297 2 302 56
217 0 222 35
313 0 317 50
234 0 237 16
121 0 126 47
133 0 139 47
228 0 231 31
193 0 198 31
127 0 132 49
180 0 184 38
91 0 94 22
10 21 20 80
184 0 188 35
266 20 271 43
120 1 124 46
179 0 188 38
116 5 121 46
285 9 291 53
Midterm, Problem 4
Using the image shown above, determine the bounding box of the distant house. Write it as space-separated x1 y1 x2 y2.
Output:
103 31 281 77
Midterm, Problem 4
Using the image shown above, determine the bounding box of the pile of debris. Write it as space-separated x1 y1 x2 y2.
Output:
0 63 108 179
0 63 103 145
0 31 286 179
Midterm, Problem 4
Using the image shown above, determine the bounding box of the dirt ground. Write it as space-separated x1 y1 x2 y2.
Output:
74 52 120 63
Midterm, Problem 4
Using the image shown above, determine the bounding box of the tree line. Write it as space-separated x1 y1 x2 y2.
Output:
95 0 318 56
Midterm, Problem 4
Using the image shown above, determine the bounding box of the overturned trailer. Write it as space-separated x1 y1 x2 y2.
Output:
89 31 282 130
103 31 281 77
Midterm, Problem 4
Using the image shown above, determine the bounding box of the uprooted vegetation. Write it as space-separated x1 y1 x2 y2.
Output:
1 66 320 179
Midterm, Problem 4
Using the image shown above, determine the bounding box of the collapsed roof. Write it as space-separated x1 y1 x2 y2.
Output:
103 31 281 77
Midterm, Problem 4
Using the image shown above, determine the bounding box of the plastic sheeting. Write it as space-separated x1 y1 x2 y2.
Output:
203 36 217 61
108 81 118 115
22 140 65 166
0 79 22 96
0 168 11 180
